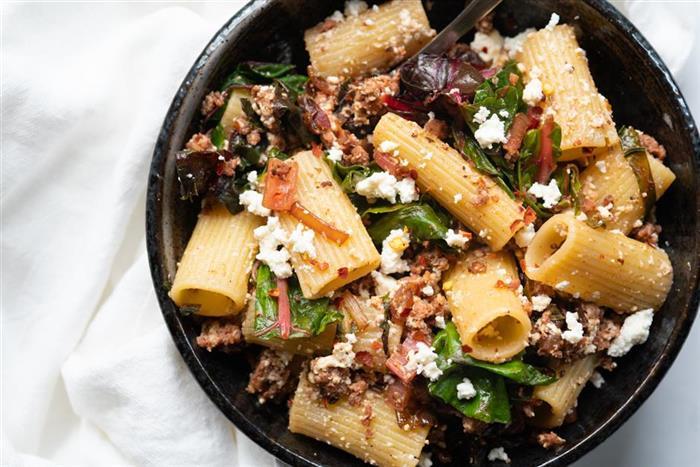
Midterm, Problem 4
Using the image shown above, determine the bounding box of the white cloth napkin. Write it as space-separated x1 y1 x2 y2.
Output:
1 2 697 467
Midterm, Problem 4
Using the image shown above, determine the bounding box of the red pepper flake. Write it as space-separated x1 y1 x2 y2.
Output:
523 207 537 225
268 288 280 298
311 142 324 158
371 341 383 351
337 267 349 278
461 344 473 353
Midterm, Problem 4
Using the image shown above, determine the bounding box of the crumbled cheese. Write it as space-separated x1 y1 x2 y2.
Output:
608 308 654 357
421 285 434 296
473 106 491 125
378 140 399 152
405 342 443 381
239 190 271 217
527 179 562 208
545 12 560 30
345 333 358 344
418 452 433 467
329 10 345 22
434 315 446 329
355 172 417 204
555 280 570 290
371 271 400 297
380 229 411 274
589 371 605 388
253 216 292 278
610 229 624 235
633 219 643 228
327 146 344 162
312 341 356 370
522 78 544 106
503 28 535 58
246 170 259 189
487 447 511 463
444 229 470 249
470 30 504 63
563 62 575 73
597 203 613 220
515 223 536 248
576 212 588 222
562 311 584 344
288 224 317 258
344 0 368 17
531 294 552 312
595 160 607 173
453 193 463 203
456 378 477 400
474 114 507 149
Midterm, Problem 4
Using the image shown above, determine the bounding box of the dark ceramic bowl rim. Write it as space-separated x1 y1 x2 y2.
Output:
146 1 700 465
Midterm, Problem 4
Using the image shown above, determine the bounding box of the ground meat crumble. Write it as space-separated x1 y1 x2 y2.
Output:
246 349 294 403
201 90 226 116
537 431 566 449
195 319 242 352
638 131 666 160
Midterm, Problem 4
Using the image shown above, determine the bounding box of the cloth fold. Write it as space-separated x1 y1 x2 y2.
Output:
1 2 696 467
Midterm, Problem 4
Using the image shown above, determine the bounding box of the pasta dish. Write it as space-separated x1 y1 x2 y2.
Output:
168 1 675 465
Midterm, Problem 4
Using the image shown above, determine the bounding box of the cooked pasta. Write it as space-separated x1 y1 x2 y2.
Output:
373 113 525 250
445 249 531 363
532 355 600 428
169 204 262 316
218 88 250 135
279 150 380 299
524 212 673 312
304 0 434 78
289 374 430 467
517 25 618 160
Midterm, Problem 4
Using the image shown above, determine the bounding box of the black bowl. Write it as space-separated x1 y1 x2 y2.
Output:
146 1 700 465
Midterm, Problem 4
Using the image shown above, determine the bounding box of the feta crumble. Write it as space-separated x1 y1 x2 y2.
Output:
523 78 544 106
326 146 344 162
456 378 477 400
589 371 605 389
345 333 358 344
470 30 504 64
473 106 491 125
239 190 271 217
371 271 400 297
434 315 446 329
607 308 654 357
453 193 463 203
355 172 418 204
562 311 584 344
545 12 560 31
418 452 433 467
379 140 399 153
344 0 368 17
380 229 411 274
246 170 259 189
555 280 570 290
474 114 508 149
596 203 613 220
444 229 470 249
312 341 356 370
405 342 443 381
515 223 536 248
503 28 536 58
421 285 434 296
253 216 292 278
531 294 552 311
288 224 317 258
594 159 607 173
487 447 511 463
527 179 562 208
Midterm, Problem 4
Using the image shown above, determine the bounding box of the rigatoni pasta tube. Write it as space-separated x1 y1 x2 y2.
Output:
169 204 263 316
524 213 673 312
517 25 618 160
219 88 249 135
580 144 675 233
373 113 525 250
444 249 531 363
241 301 336 356
532 355 599 428
289 375 429 467
304 0 434 78
279 150 380 299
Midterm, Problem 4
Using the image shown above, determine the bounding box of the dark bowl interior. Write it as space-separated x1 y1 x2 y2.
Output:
146 0 700 465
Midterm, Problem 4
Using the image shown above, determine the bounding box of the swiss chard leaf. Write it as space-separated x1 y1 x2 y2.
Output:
326 158 381 193
453 129 515 199
553 163 582 213
429 367 511 424
211 175 245 215
221 62 301 89
619 126 656 216
366 203 449 244
400 54 483 105
433 322 556 386
253 264 342 340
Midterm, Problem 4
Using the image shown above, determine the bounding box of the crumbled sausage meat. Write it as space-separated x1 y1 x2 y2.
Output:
631 222 661 246
339 73 400 127
185 133 215 152
537 431 566 449
246 349 293 403
201 90 226 116
307 366 352 403
344 144 371 166
196 319 243 351
638 132 666 160
251 85 281 132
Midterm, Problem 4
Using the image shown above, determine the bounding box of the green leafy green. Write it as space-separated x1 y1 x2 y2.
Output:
432 322 556 386
326 158 381 193
366 203 449 244
220 62 307 100
229 135 262 169
619 126 656 216
429 367 511 424
253 264 342 340
453 129 515 198
553 163 582 213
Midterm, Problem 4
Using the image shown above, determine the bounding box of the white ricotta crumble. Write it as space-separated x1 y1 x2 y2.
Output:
527 179 562 208
345 332 358 344
473 106 491 125
444 229 470 249
355 172 418 204
418 452 433 467
531 294 552 312
246 170 259 189
288 223 317 258
380 229 411 274
562 311 584 344
503 28 536 58
589 371 605 388
545 12 560 31
470 30 504 63
515 223 536 248
371 270 400 297
607 308 654 357
344 0 368 17
474 114 508 149
522 78 544 106
596 203 614 220
405 342 443 381
487 447 511 463
421 285 434 296
239 190 271 217
456 378 477 400
326 146 344 162
378 140 399 152
253 216 292 278
312 341 356 371
434 315 446 329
